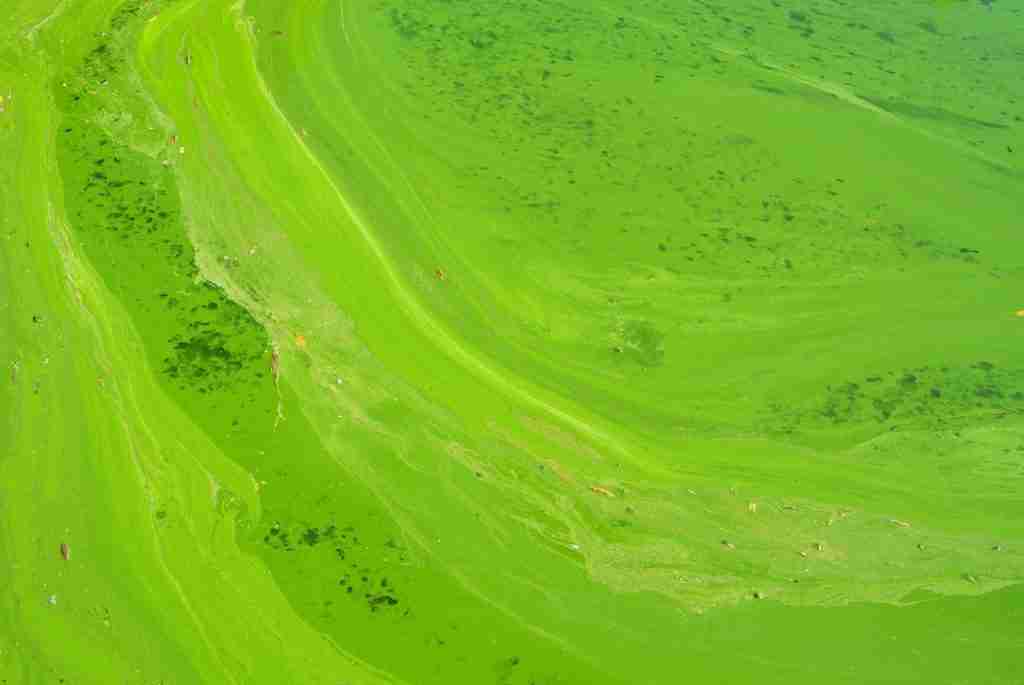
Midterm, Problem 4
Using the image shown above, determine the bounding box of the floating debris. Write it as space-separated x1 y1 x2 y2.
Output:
47 595 57 606
747 502 758 513
827 510 852 526
590 485 615 498
270 345 281 386
435 268 446 281
60 543 70 561
889 519 912 528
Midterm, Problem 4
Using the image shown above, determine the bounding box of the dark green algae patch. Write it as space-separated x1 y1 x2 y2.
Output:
54 4 272 470
767 360 1024 436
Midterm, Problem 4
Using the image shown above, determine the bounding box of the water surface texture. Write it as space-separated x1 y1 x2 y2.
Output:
1 0 1023 683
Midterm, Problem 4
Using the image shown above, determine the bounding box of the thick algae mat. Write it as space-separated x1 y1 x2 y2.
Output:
2 0 1023 682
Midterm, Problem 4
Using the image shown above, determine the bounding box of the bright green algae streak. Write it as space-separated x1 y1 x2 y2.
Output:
2 0 1024 683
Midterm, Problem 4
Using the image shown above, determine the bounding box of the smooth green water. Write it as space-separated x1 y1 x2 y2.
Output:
1 1 1022 683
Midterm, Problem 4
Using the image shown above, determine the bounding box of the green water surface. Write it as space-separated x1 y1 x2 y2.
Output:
1 0 1022 683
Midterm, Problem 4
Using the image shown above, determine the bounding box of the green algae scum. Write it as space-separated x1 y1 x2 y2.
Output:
1 0 1023 682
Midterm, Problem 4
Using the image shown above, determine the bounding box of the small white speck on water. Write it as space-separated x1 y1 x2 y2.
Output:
47 595 57 606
